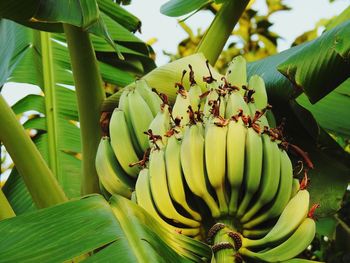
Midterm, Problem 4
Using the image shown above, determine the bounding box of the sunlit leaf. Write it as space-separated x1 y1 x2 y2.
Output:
0 195 121 262
160 0 211 17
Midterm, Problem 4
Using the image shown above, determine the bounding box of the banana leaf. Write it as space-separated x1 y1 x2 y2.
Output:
0 194 212 262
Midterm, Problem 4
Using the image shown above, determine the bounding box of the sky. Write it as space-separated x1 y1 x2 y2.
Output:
1 0 349 106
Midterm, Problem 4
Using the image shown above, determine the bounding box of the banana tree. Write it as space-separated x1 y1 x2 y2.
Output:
0 0 349 262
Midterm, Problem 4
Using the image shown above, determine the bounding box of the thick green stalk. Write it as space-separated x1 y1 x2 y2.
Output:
40 32 59 178
0 95 67 208
196 0 250 65
63 24 105 195
212 219 240 263
0 188 15 220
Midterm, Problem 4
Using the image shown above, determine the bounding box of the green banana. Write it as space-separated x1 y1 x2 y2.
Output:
242 189 310 248
226 117 247 216
225 90 249 119
243 149 293 229
109 108 141 178
203 86 226 119
236 126 263 218
247 75 269 127
204 118 228 215
240 218 316 262
127 89 154 152
249 74 268 110
118 88 128 109
172 87 191 127
96 137 134 198
135 168 200 237
203 87 219 118
148 104 171 148
225 55 247 96
188 83 202 110
240 137 281 223
135 79 162 116
181 123 220 218
242 225 272 239
165 134 202 221
148 148 200 228
291 178 301 199
266 108 277 128
119 90 144 157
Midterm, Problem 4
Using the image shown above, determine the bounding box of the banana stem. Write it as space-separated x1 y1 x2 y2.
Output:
0 95 68 208
0 188 16 220
63 24 105 195
196 0 250 65
213 225 237 263
39 31 59 179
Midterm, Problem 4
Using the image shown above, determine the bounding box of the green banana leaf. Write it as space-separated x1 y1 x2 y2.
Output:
96 0 141 33
160 0 212 17
296 78 350 139
0 19 29 89
0 0 119 55
0 195 121 262
0 20 82 200
277 20 350 103
2 169 36 215
0 194 212 262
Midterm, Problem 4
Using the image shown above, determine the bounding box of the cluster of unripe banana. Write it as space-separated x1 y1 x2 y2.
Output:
96 56 320 262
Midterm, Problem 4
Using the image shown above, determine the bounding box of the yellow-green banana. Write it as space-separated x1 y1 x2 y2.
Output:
291 178 301 199
135 168 200 237
172 88 191 127
127 89 154 152
119 90 143 157
165 134 202 221
225 55 247 96
225 90 249 119
247 75 269 127
240 218 316 262
203 86 226 119
242 189 310 248
242 225 272 239
243 149 294 229
240 137 281 223
135 79 162 116
249 74 268 110
181 123 220 218
236 126 263 218
148 104 171 148
204 118 228 215
96 137 134 198
188 83 202 110
149 148 200 228
109 108 141 178
227 117 247 215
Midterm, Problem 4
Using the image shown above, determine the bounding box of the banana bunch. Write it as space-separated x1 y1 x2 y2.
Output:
96 56 319 262
96 79 163 196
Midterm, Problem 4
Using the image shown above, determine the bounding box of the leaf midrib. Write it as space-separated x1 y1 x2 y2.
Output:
40 31 59 179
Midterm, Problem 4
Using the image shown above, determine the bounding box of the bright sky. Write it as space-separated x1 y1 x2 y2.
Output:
2 0 349 106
